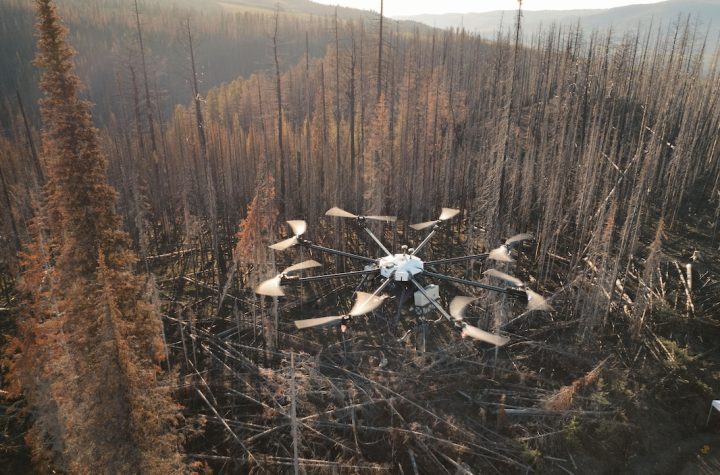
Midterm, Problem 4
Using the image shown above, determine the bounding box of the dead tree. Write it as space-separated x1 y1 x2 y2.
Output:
133 0 157 152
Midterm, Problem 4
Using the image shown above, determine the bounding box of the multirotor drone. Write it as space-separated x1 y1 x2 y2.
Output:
255 207 550 346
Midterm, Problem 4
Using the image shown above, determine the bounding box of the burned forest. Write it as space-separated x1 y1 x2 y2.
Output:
2 0 720 473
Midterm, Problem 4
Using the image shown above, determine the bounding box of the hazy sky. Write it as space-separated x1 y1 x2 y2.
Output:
313 0 667 17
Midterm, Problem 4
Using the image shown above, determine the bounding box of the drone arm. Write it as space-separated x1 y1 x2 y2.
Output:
410 278 458 325
300 241 377 263
294 268 379 283
424 253 490 266
362 227 393 257
367 276 393 299
353 272 373 292
422 270 526 298
411 226 438 257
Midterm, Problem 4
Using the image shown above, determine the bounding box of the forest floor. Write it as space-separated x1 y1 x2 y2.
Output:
560 208 720 475
164 208 720 474
2 210 720 474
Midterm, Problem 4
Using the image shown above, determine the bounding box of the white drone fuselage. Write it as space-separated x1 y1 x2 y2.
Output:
378 253 424 282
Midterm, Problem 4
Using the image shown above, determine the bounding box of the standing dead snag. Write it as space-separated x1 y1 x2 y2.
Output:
376 0 384 102
133 0 157 153
5 1 186 472
289 352 300 475
364 94 391 219
273 8 286 214
0 148 22 253
186 17 226 289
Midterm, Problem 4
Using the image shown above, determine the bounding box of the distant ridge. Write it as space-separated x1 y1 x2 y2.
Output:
397 0 720 41
218 0 377 18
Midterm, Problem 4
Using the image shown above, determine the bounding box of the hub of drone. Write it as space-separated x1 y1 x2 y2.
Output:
378 253 424 281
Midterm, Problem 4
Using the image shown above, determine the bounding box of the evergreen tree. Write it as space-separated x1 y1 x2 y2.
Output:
5 1 186 472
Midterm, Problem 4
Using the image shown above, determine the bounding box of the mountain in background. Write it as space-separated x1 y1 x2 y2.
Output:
397 0 720 41
0 0 426 131
218 0 375 17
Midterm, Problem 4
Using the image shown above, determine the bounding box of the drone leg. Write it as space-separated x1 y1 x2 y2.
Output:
412 312 428 353
421 319 426 353
393 287 406 327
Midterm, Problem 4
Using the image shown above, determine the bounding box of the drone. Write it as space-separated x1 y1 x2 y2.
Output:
255 207 550 346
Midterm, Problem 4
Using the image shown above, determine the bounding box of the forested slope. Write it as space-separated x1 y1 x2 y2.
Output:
0 0 412 130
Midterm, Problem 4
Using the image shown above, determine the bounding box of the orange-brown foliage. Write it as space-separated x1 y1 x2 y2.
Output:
4 1 187 472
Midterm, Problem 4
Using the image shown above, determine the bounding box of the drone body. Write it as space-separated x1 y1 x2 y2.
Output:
255 207 550 346
378 252 423 281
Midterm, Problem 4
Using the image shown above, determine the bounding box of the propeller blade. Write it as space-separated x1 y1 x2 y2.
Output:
294 316 344 329
410 208 460 230
484 269 524 288
439 207 460 221
287 220 307 236
506 233 533 246
488 244 513 262
526 289 552 312
283 259 321 274
449 296 476 321
461 324 510 346
365 215 397 222
349 291 387 316
255 276 284 297
326 207 357 218
409 220 437 231
269 236 298 251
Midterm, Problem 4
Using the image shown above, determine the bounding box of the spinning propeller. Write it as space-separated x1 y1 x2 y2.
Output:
326 207 397 222
448 296 510 346
270 220 308 251
483 269 551 311
255 260 322 297
488 233 534 262
410 207 461 230
253 205 547 347
294 291 388 329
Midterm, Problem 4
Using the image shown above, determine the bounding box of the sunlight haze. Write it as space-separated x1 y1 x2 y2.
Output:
312 0 667 17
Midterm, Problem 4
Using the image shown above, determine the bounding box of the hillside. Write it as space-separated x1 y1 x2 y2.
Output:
399 0 720 42
218 0 376 17
0 0 425 131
